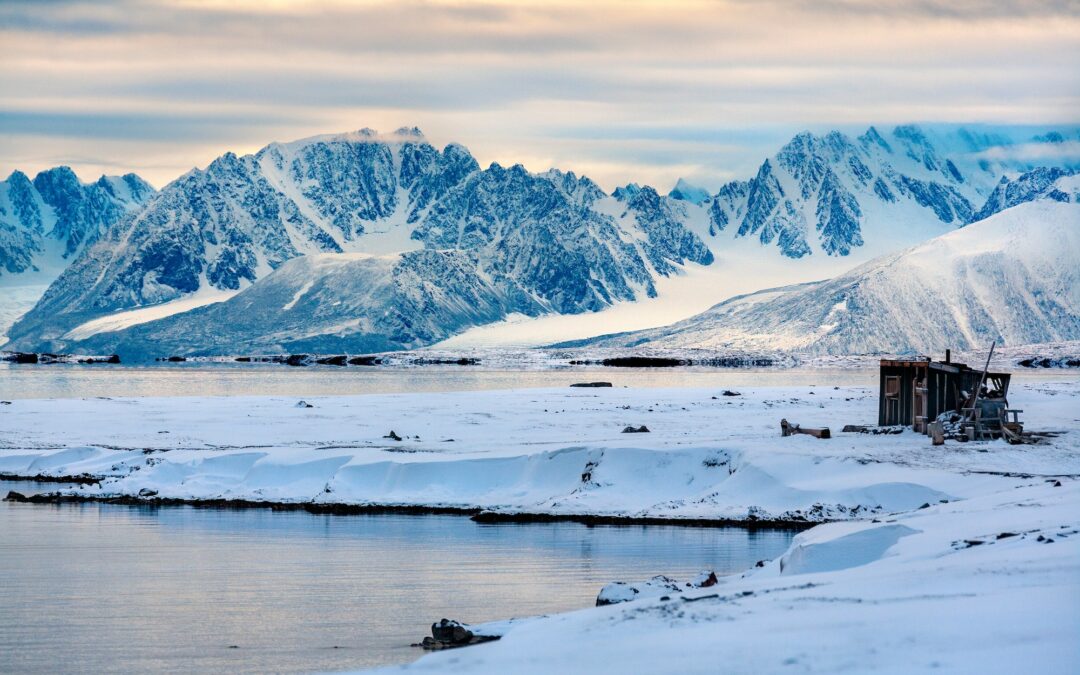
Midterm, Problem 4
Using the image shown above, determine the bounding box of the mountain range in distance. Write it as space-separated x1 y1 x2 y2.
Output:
2 124 1078 358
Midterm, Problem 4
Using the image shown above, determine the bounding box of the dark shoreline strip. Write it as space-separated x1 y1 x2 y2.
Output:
3 489 817 530
470 510 816 530
0 472 100 484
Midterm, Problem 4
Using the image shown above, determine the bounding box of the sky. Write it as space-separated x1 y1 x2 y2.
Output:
1 0 1078 191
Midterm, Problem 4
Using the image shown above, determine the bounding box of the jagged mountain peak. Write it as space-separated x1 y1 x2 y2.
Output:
0 165 156 285
613 183 643 202
33 165 80 186
858 126 892 153
255 126 433 159
668 178 710 205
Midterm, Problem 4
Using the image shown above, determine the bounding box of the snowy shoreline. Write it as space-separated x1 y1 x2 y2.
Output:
365 479 1080 675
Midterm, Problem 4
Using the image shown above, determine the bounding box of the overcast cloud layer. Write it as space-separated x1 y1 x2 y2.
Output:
1 0 1077 190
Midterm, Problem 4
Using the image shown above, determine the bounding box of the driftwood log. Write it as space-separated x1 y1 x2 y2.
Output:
780 419 831 439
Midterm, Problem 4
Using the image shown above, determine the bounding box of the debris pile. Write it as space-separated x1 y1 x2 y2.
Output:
781 419 831 439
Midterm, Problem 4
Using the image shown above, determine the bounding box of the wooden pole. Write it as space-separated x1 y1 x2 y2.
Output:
975 342 995 403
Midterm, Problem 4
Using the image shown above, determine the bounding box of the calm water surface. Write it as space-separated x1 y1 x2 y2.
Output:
0 363 879 399
1 481 794 674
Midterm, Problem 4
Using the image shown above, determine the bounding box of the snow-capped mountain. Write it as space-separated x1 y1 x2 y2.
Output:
971 167 1076 222
707 126 980 259
0 167 155 338
4 124 1076 357
0 167 153 277
5 128 716 353
569 196 1079 356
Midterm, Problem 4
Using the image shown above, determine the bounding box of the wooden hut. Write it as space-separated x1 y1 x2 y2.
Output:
878 351 1011 434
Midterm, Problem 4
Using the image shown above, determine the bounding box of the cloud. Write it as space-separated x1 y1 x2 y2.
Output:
0 0 1077 188
0 109 305 141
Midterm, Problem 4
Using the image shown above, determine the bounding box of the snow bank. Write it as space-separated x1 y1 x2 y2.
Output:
779 523 918 575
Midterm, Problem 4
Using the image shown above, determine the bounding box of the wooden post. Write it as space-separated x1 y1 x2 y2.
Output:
930 421 945 446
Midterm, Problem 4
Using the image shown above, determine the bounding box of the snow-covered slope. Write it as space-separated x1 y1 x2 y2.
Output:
573 199 1080 355
0 167 155 339
56 250 547 357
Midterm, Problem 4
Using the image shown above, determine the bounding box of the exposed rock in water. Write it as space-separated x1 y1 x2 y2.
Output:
348 355 383 366
315 355 347 366
622 425 650 433
3 352 39 364
286 354 311 367
417 619 499 651
1018 357 1080 368
431 619 473 644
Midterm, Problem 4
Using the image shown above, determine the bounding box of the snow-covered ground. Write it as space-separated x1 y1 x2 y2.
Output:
1 381 1078 522
2 379 1078 672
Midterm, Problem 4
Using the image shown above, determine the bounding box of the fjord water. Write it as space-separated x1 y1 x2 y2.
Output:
1 481 795 673
0 362 878 399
